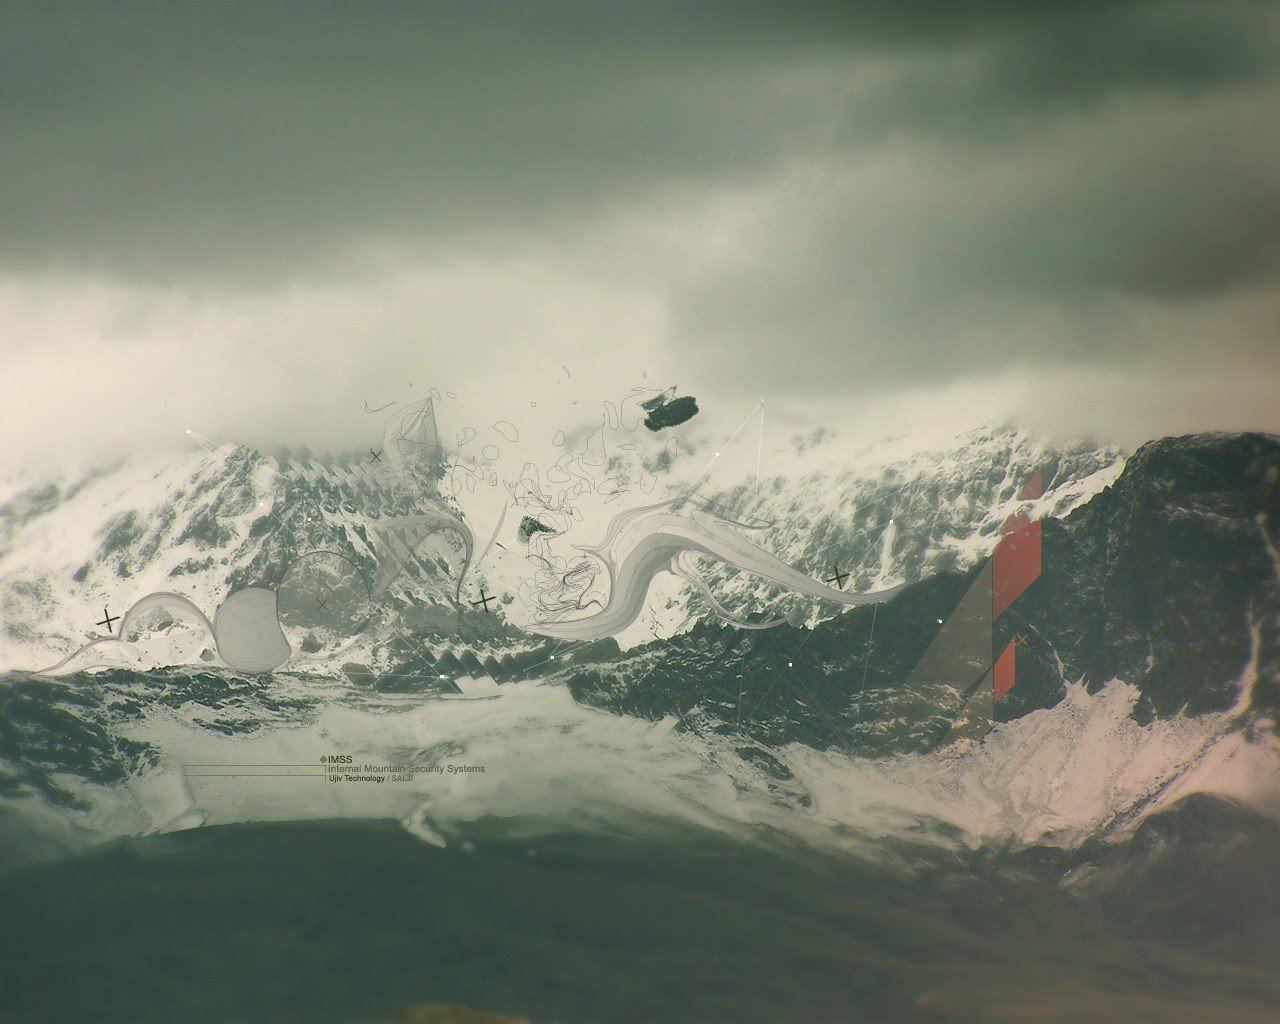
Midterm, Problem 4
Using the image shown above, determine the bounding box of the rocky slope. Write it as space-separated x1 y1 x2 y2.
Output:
0 426 1120 672
559 433 1278 761
0 429 1275 861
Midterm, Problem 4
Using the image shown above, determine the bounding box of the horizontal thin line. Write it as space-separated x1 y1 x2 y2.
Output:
185 764 441 769
186 774 327 778
183 764 321 767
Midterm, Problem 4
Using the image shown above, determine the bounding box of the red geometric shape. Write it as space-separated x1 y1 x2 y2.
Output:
1000 510 1030 536
1019 469 1044 502
994 640 1017 701
992 518 1041 619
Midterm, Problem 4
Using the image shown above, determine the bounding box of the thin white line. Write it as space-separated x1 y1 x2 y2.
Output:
854 603 879 725
788 515 897 659
754 400 764 500
189 430 299 534
677 403 762 505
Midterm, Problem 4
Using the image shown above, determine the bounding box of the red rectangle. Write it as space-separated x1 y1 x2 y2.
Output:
994 640 1017 701
993 519 1041 619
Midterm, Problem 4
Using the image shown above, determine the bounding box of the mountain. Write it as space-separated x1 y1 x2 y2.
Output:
0 427 1275 865
0 425 1121 672
2 800 1276 1024
556 434 1279 779
1 427 1277 1024
1026 431 1280 722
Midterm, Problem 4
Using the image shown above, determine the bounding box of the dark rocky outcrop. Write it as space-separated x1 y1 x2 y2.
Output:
561 433 1280 752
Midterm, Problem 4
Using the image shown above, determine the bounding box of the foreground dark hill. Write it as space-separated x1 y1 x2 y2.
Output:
0 794 1275 1024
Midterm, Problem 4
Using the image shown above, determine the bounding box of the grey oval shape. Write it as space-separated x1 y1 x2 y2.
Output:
214 587 291 673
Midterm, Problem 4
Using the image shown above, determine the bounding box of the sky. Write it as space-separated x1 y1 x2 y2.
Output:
1 0 1277 470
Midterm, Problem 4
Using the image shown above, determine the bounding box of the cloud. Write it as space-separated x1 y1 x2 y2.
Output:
0 0 1276 460
0 258 675 467
666 83 1280 393
1 1 1274 284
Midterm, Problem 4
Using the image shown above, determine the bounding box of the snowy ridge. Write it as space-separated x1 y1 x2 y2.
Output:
0 425 1124 668
640 426 1123 639
9 425 1274 872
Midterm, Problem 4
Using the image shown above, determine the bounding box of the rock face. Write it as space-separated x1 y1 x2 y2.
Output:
561 432 1280 753
1023 432 1280 723
1 432 1274 1024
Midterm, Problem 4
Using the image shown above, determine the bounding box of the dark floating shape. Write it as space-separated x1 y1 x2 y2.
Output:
643 394 699 432
640 386 677 412
517 515 557 544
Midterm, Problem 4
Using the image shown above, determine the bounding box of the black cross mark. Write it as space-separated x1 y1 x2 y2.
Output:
825 565 850 589
316 597 329 611
96 607 119 632
470 589 496 613
369 448 383 463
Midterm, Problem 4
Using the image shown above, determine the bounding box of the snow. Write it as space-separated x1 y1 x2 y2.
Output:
6 423 1264 867
5 651 1274 870
1 423 1123 668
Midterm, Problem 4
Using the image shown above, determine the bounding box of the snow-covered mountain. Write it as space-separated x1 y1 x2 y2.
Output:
0 424 1122 670
1 425 1276 876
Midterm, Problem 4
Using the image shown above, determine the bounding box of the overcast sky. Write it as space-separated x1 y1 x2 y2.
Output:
1 1 1277 469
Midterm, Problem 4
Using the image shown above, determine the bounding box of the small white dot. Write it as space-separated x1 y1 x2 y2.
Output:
550 655 556 660
715 452 720 457
788 661 793 667
936 618 943 624
439 674 446 680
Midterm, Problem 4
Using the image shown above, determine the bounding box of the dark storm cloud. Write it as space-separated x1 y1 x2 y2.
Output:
0 1 1274 284
671 80 1280 390
0 0 1276 410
